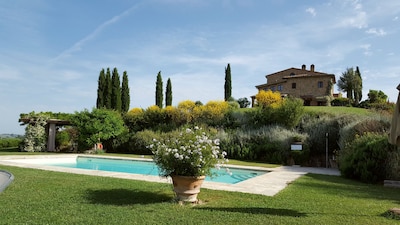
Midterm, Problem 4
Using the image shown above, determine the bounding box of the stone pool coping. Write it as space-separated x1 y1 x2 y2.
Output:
0 154 340 196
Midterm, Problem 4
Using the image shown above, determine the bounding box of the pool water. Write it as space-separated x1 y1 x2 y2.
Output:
47 156 267 184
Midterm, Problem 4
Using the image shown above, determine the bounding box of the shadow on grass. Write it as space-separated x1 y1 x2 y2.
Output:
195 207 306 217
84 188 171 205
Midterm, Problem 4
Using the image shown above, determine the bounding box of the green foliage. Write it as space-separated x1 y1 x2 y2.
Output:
247 96 304 129
275 97 304 128
300 114 354 158
165 78 172 106
237 97 250 108
55 129 71 151
219 125 308 164
96 68 106 108
22 115 48 152
104 68 112 109
70 108 127 151
121 71 130 113
224 63 232 101
337 67 362 103
155 71 163 108
0 138 22 149
111 68 122 112
338 133 393 183
331 97 352 106
338 117 391 151
128 130 160 154
367 89 388 103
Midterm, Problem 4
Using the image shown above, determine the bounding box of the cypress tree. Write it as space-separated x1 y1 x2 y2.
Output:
165 78 172 107
155 71 163 108
354 66 363 105
121 71 130 112
104 68 112 109
96 68 106 108
224 63 232 101
111 67 122 112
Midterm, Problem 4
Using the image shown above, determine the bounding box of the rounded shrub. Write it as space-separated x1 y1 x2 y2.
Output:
338 133 392 183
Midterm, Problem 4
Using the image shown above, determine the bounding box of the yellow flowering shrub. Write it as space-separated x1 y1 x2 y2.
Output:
255 90 282 108
176 100 197 123
203 100 229 121
127 107 144 116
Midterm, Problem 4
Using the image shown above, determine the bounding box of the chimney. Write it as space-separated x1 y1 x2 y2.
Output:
301 64 306 70
310 64 315 72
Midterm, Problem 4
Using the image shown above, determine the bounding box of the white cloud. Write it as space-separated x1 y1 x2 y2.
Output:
306 7 316 17
360 44 372 56
365 28 387 36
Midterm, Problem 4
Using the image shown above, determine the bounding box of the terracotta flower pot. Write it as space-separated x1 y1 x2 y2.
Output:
171 175 205 203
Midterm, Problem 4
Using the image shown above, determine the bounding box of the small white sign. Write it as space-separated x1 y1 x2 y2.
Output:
291 144 302 151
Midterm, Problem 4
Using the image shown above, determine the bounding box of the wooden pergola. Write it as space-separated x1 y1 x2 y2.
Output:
19 118 71 151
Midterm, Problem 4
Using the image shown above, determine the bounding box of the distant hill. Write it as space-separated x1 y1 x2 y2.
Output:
0 134 23 138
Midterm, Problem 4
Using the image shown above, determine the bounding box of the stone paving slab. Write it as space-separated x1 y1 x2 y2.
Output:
0 155 340 196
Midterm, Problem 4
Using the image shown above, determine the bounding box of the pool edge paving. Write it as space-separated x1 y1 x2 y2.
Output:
0 154 340 196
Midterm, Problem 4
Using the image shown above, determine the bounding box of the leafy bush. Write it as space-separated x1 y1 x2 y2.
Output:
338 117 390 151
275 97 304 128
331 97 352 106
338 133 392 183
71 108 126 151
0 138 22 149
218 125 308 164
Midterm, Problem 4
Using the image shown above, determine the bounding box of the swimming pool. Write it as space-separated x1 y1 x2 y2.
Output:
44 156 266 184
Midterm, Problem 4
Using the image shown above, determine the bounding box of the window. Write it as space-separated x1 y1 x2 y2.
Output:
290 72 295 76
318 81 323 88
292 83 296 89
278 85 283 91
271 86 276 91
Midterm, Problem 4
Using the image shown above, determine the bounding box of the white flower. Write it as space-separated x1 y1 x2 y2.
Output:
174 153 179 158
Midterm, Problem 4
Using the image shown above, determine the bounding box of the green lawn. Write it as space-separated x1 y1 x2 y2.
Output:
0 165 399 224
304 106 376 116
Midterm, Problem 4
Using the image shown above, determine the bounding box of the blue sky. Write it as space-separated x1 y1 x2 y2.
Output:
1 0 400 134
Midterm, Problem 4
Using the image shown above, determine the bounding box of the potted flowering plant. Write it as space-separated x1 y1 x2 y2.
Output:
147 126 228 202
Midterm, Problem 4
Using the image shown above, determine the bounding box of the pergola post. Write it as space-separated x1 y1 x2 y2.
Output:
47 123 56 152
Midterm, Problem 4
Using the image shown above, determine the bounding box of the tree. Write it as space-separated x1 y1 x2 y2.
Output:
104 68 112 109
337 67 363 104
237 97 250 108
224 63 232 101
111 68 122 111
121 71 130 113
96 69 106 108
70 108 127 151
367 90 388 103
165 78 172 107
354 66 363 105
155 71 163 108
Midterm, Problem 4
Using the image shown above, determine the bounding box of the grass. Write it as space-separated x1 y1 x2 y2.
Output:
0 164 399 224
304 106 376 116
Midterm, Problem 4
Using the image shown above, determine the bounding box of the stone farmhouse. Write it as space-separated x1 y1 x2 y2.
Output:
252 64 337 106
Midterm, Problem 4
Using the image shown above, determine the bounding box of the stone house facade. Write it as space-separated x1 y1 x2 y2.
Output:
252 64 336 106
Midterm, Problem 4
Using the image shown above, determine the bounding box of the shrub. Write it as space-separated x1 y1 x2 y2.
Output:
255 90 282 108
128 130 161 154
197 100 229 126
275 97 304 128
338 133 392 183
0 138 22 149
331 97 352 106
338 117 390 151
218 125 308 164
